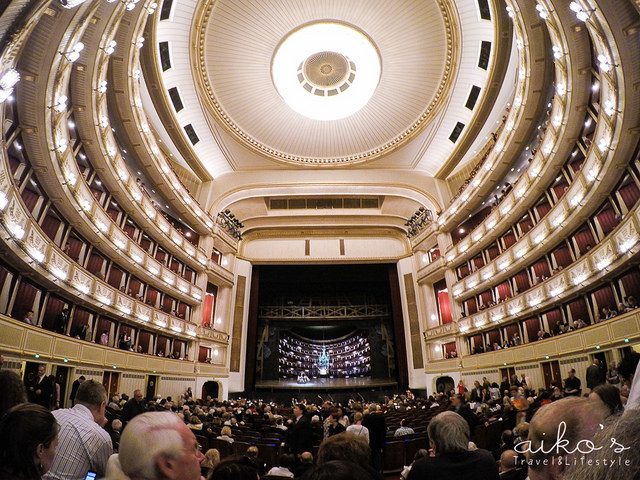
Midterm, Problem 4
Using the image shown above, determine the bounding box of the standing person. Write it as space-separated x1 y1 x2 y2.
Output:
121 389 146 430
362 403 386 472
286 403 314 456
69 376 85 405
586 358 606 391
607 361 620 387
49 375 60 410
0 403 60 480
346 412 370 443
53 308 70 335
27 364 53 409
43 380 112 480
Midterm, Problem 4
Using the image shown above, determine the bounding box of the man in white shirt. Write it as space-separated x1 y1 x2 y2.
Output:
44 380 113 480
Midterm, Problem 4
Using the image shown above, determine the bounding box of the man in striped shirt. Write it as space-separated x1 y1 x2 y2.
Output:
43 380 113 480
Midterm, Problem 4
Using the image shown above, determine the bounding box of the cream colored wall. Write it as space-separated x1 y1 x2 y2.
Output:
240 235 409 262
396 256 427 390
227 258 253 393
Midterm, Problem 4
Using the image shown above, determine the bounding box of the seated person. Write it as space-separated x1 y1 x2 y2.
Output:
266 453 295 478
394 419 415 437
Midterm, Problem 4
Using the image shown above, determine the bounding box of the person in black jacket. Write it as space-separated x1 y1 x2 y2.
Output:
586 358 606 391
287 404 314 455
407 411 498 480
121 389 145 429
69 375 85 405
451 394 477 434
362 404 386 472
26 364 53 409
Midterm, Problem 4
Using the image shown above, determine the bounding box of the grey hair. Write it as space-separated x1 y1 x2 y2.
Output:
563 411 640 480
427 411 469 454
119 411 184 480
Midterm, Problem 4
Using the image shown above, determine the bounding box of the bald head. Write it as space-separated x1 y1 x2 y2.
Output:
300 451 313 464
526 397 608 480
500 450 518 472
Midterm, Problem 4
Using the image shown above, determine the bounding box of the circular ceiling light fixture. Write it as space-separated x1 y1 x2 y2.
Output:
272 22 381 121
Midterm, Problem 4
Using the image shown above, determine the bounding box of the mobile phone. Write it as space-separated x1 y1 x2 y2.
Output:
84 472 97 480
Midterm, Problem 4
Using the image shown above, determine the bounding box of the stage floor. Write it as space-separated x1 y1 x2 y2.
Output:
255 377 397 390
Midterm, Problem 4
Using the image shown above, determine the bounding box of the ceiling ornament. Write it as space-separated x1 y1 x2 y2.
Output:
193 0 458 166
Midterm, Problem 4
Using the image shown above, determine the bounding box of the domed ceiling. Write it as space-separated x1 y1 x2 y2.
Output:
193 0 454 166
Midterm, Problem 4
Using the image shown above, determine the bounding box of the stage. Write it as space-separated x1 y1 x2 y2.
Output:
255 376 397 391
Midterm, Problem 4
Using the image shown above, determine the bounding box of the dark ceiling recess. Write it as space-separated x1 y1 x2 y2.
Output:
478 41 492 70
168 87 184 112
478 0 491 20
465 85 482 110
160 0 173 20
184 124 200 145
159 41 172 71
449 122 465 143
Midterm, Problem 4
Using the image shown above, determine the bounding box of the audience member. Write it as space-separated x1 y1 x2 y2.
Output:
0 369 27 417
346 411 370 443
498 450 523 480
266 453 295 477
201 448 221 478
290 451 313 478
586 358 606 391
563 411 640 480
53 308 70 335
109 419 122 452
44 380 113 480
317 433 383 480
563 368 581 396
406 411 498 480
26 364 53 409
216 426 234 443
304 460 374 480
286 404 314 455
117 411 204 480
23 310 36 325
362 403 386 472
243 446 266 477
122 389 145 429
69 375 85 405
525 397 608 480
209 456 258 480
394 418 415 437
400 449 429 480
0 403 60 480
588 383 623 416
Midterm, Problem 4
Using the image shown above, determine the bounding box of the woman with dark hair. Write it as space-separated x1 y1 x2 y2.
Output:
304 460 374 480
589 384 623 416
0 403 59 479
209 456 258 480
0 369 28 418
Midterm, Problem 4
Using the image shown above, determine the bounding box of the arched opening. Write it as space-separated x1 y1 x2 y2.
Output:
435 375 454 395
202 380 220 400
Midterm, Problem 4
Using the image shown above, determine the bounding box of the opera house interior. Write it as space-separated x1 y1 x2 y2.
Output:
1 0 640 411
